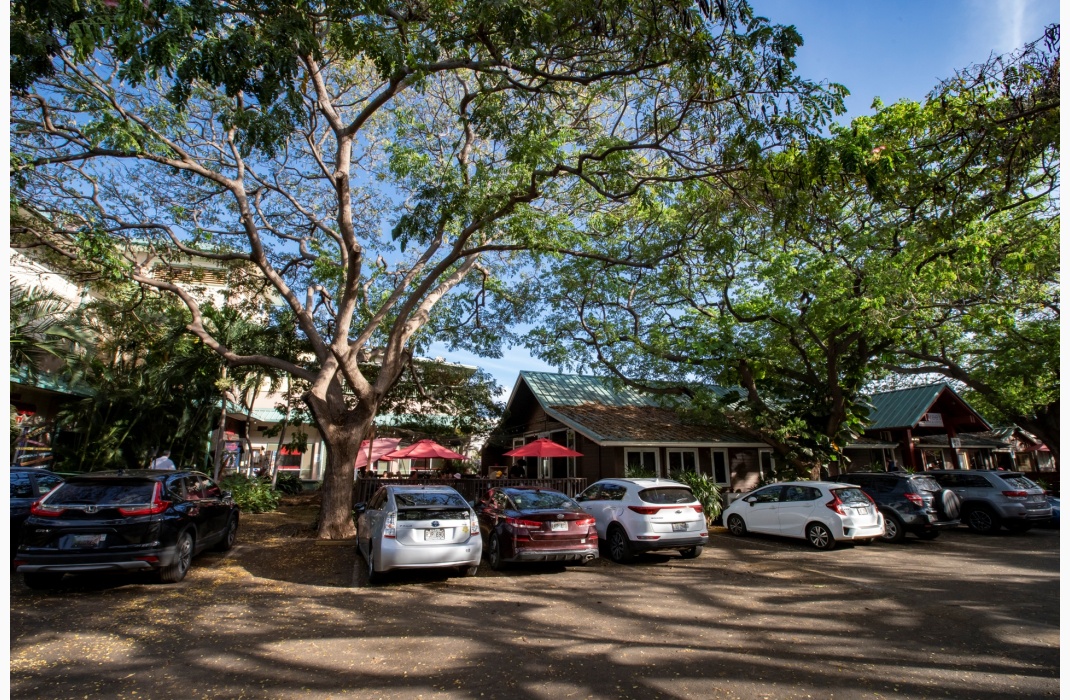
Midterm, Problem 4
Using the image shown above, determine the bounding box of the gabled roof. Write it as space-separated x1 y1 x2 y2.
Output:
866 382 991 431
510 371 762 446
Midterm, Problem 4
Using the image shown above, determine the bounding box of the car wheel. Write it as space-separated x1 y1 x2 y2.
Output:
916 530 940 540
214 515 238 552
727 514 747 537
680 545 703 559
880 513 906 543
965 507 1000 534
159 530 194 583
23 572 63 590
487 533 507 571
607 525 633 563
806 523 836 550
365 544 380 584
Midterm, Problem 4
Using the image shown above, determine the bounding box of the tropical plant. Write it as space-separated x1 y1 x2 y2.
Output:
669 471 723 524
221 474 281 513
10 284 90 380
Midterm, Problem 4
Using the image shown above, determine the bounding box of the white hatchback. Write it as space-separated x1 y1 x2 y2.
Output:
574 478 709 563
722 481 885 550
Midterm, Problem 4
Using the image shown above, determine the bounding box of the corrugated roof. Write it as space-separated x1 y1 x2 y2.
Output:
551 404 753 443
865 383 950 430
520 371 666 407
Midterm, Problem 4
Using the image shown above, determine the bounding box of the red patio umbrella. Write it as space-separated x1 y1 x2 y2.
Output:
503 438 583 458
382 439 468 461
354 438 402 469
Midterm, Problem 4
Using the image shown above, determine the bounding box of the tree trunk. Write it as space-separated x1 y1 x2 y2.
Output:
315 416 371 539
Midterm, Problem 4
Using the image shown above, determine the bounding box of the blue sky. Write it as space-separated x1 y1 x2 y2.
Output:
431 0 1060 397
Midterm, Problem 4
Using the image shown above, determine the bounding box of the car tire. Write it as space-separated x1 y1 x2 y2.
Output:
806 522 836 550
458 565 479 577
365 545 380 584
159 530 194 583
880 512 906 543
965 506 1001 535
23 572 63 590
935 489 961 521
916 530 940 540
487 533 507 571
727 514 747 537
680 545 703 559
606 525 633 563
214 515 238 552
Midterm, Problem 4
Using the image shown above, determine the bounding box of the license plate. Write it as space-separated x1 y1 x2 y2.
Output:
672 522 688 532
72 534 104 548
550 521 568 531
424 528 445 541
854 507 869 515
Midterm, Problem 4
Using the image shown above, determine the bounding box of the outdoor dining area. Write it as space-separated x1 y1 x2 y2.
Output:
352 437 587 503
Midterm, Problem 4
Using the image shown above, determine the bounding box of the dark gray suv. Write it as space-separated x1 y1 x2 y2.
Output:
926 470 1051 534
836 472 960 543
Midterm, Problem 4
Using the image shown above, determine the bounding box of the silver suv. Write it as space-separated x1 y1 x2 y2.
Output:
926 470 1052 534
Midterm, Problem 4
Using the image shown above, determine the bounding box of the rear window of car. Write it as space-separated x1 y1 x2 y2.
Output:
834 488 870 505
910 477 943 493
638 487 695 505
510 490 577 510
999 475 1038 490
393 491 467 508
48 480 156 505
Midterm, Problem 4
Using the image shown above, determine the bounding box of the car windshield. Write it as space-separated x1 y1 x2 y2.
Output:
999 475 1038 490
510 490 576 510
912 477 943 493
834 488 870 505
47 481 156 505
393 491 467 508
638 487 695 505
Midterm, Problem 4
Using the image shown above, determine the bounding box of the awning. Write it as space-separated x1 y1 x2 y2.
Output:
354 438 402 469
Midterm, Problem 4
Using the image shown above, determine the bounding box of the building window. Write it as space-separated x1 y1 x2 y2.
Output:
711 449 730 486
666 449 698 477
625 450 658 477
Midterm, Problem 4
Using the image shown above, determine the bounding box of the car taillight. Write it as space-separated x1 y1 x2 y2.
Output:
576 517 595 526
627 506 663 515
506 517 543 528
118 482 171 516
30 499 66 517
470 513 479 536
825 494 845 516
692 505 704 513
384 511 397 538
1003 491 1029 500
904 493 924 506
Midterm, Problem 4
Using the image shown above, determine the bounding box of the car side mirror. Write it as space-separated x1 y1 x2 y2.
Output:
222 490 233 500
354 502 366 514
744 496 757 505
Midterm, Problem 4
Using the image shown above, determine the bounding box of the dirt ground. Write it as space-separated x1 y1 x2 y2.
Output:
9 496 1060 699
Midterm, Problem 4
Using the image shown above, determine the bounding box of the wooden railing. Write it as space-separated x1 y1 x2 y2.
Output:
353 477 589 505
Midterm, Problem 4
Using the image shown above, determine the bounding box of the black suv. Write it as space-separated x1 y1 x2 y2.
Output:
836 472 961 543
14 470 239 589
10 467 65 556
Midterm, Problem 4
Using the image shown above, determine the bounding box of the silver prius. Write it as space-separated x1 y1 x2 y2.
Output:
356 485 482 582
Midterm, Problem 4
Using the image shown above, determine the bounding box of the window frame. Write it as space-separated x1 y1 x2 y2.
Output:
710 448 730 487
666 448 700 477
625 449 659 477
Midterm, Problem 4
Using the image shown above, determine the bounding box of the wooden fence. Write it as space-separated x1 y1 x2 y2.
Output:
353 477 589 505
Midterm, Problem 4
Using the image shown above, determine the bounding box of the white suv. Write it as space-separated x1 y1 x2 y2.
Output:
574 478 709 563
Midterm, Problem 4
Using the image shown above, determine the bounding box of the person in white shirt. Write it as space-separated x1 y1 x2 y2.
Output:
150 450 176 470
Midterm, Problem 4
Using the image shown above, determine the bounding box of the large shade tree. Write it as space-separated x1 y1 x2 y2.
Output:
529 29 1059 476
12 0 843 536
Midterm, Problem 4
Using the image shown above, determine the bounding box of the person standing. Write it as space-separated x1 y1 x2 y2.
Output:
150 450 176 470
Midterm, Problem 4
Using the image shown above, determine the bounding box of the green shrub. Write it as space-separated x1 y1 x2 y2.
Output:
221 474 281 513
669 471 723 524
275 472 303 495
624 464 656 478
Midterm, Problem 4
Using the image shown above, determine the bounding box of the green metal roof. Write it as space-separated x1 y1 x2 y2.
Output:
519 371 666 407
10 366 94 397
865 383 953 430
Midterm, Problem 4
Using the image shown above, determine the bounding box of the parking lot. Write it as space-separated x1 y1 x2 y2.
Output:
9 508 1060 700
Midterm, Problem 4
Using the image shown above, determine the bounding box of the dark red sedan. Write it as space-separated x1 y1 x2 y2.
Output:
474 487 598 570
